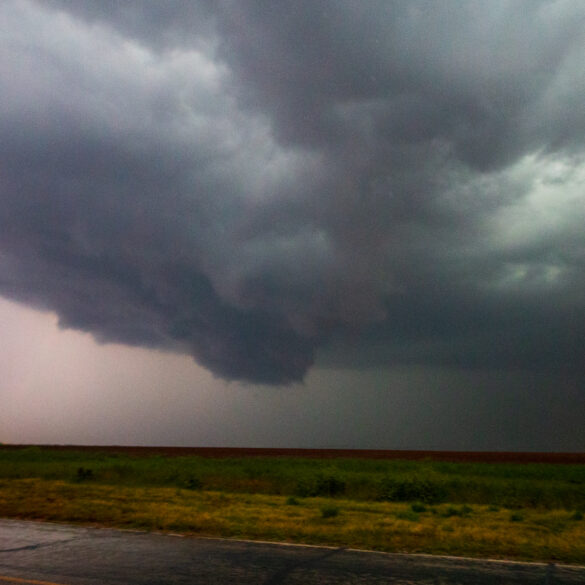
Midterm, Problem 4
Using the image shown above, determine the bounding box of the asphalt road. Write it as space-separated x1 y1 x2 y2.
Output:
1 519 584 584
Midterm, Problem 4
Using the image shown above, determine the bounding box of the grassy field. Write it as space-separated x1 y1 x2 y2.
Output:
1 446 584 564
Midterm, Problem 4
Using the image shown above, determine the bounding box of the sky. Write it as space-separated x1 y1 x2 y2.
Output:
1 0 584 451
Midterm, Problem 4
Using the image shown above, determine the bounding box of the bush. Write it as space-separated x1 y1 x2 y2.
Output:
378 476 446 504
509 513 524 522
294 479 314 497
286 496 300 505
75 467 94 482
295 472 346 498
316 473 346 496
443 506 459 518
461 505 473 516
320 505 339 519
442 505 473 518
185 476 202 490
398 509 420 521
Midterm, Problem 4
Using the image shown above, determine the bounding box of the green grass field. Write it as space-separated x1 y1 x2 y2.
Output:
1 447 584 564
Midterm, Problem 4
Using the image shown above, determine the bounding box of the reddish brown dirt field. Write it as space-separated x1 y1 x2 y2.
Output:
3 444 585 464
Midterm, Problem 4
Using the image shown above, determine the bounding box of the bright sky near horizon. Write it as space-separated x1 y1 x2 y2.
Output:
1 1 584 450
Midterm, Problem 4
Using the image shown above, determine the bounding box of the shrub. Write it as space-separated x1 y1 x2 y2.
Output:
398 509 420 521
75 467 94 482
286 496 300 505
103 463 134 481
441 505 473 518
443 506 460 518
316 473 346 497
293 479 311 497
295 472 346 498
460 505 473 517
378 476 446 504
320 505 339 519
185 476 202 490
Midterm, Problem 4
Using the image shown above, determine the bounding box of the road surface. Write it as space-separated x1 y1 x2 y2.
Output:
1 519 584 584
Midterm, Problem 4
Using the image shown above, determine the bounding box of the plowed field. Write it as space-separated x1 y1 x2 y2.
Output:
5 444 585 463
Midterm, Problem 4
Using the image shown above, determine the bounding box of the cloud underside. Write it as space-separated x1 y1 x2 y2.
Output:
1 1 584 383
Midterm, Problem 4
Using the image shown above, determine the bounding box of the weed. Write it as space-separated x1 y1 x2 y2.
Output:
411 502 426 513
286 496 300 506
572 510 583 521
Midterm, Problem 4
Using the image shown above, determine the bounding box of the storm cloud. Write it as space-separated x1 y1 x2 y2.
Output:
1 1 584 384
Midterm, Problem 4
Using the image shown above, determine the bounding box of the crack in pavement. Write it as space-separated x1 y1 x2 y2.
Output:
0 575 70 585
262 546 345 585
0 538 79 554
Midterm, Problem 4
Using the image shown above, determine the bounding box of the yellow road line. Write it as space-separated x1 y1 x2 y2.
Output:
0 576 69 585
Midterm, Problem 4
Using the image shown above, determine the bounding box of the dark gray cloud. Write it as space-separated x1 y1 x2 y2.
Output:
1 0 584 383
